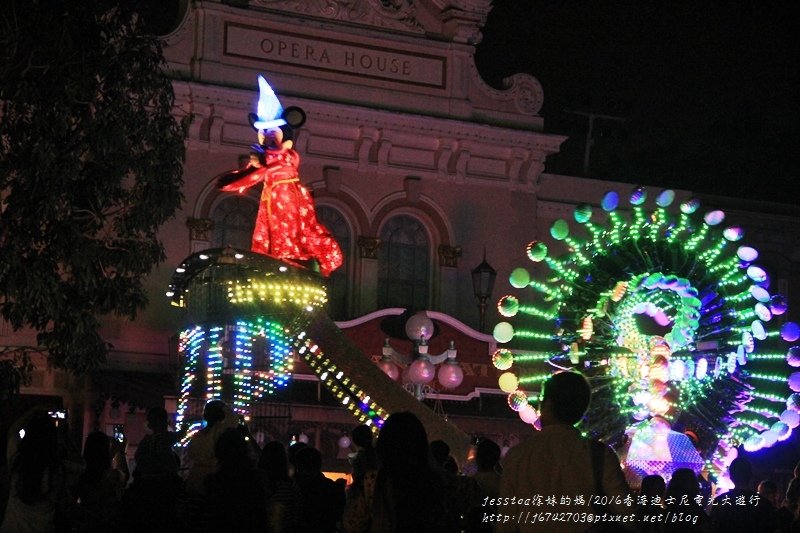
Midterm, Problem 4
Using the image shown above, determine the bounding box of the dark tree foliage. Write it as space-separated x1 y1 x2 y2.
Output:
0 0 185 376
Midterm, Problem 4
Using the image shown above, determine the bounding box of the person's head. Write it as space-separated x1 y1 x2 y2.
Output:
13 411 60 504
294 446 323 475
214 428 250 470
639 474 666 499
429 439 450 467
147 406 169 432
666 468 700 500
376 411 430 475
729 457 754 488
352 424 374 449
758 479 780 507
258 440 290 481
83 431 112 471
540 371 592 426
785 478 800 512
203 400 227 427
476 438 501 472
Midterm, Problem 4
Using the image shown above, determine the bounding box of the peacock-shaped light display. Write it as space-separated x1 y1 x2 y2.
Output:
492 187 800 484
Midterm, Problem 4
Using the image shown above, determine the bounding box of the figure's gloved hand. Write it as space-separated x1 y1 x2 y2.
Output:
214 165 259 189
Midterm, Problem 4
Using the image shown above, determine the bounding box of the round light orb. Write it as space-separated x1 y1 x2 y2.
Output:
408 357 435 385
526 241 548 262
669 359 686 381
695 358 708 379
509 267 531 289
507 390 529 412
736 345 747 366
770 295 788 315
405 312 435 342
704 210 725 226
754 303 772 322
630 186 647 206
742 331 755 353
498 372 519 393
789 372 800 393
601 191 619 212
743 435 764 452
751 320 767 340
518 404 539 425
437 361 464 389
723 227 744 241
498 295 520 317
680 198 700 214
655 189 675 207
493 322 515 343
772 421 791 438
550 219 570 240
574 204 593 223
378 358 400 380
787 347 800 368
780 409 800 428
747 266 768 283
737 246 759 263
782 322 800 342
788 393 800 412
750 286 771 303
492 349 514 370
338 435 352 449
761 430 779 448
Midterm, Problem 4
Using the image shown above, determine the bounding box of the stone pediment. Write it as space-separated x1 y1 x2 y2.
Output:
249 0 492 44
253 0 425 35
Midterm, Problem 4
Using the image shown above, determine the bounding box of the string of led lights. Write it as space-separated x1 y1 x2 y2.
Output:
168 248 328 441
492 187 800 482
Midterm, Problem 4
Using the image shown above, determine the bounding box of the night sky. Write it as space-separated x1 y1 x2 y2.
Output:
474 1 799 204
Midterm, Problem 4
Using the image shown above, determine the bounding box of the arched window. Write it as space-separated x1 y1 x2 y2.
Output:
378 215 429 310
211 196 257 249
316 205 351 320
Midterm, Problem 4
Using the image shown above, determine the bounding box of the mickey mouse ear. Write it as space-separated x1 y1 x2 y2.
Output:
282 106 307 129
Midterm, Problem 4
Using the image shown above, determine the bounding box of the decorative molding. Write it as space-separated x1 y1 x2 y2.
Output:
186 217 215 241
438 244 462 268
357 235 382 258
252 0 424 34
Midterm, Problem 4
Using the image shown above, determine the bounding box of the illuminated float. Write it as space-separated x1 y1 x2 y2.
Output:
493 187 799 486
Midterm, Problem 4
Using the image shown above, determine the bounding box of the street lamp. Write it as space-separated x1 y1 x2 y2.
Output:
378 311 463 400
471 251 497 332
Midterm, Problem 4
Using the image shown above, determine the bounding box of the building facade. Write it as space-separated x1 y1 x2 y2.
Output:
3 0 800 472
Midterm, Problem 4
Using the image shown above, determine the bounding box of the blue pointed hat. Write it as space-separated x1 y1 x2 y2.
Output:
252 75 287 130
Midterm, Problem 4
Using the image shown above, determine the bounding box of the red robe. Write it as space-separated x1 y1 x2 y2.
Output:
218 147 343 277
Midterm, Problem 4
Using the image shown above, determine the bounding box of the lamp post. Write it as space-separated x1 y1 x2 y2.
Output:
471 251 497 332
378 311 463 400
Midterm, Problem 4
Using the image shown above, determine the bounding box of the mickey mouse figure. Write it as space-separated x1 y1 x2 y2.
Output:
215 76 343 277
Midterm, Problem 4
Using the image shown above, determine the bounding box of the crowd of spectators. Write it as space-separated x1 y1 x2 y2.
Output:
3 377 800 533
